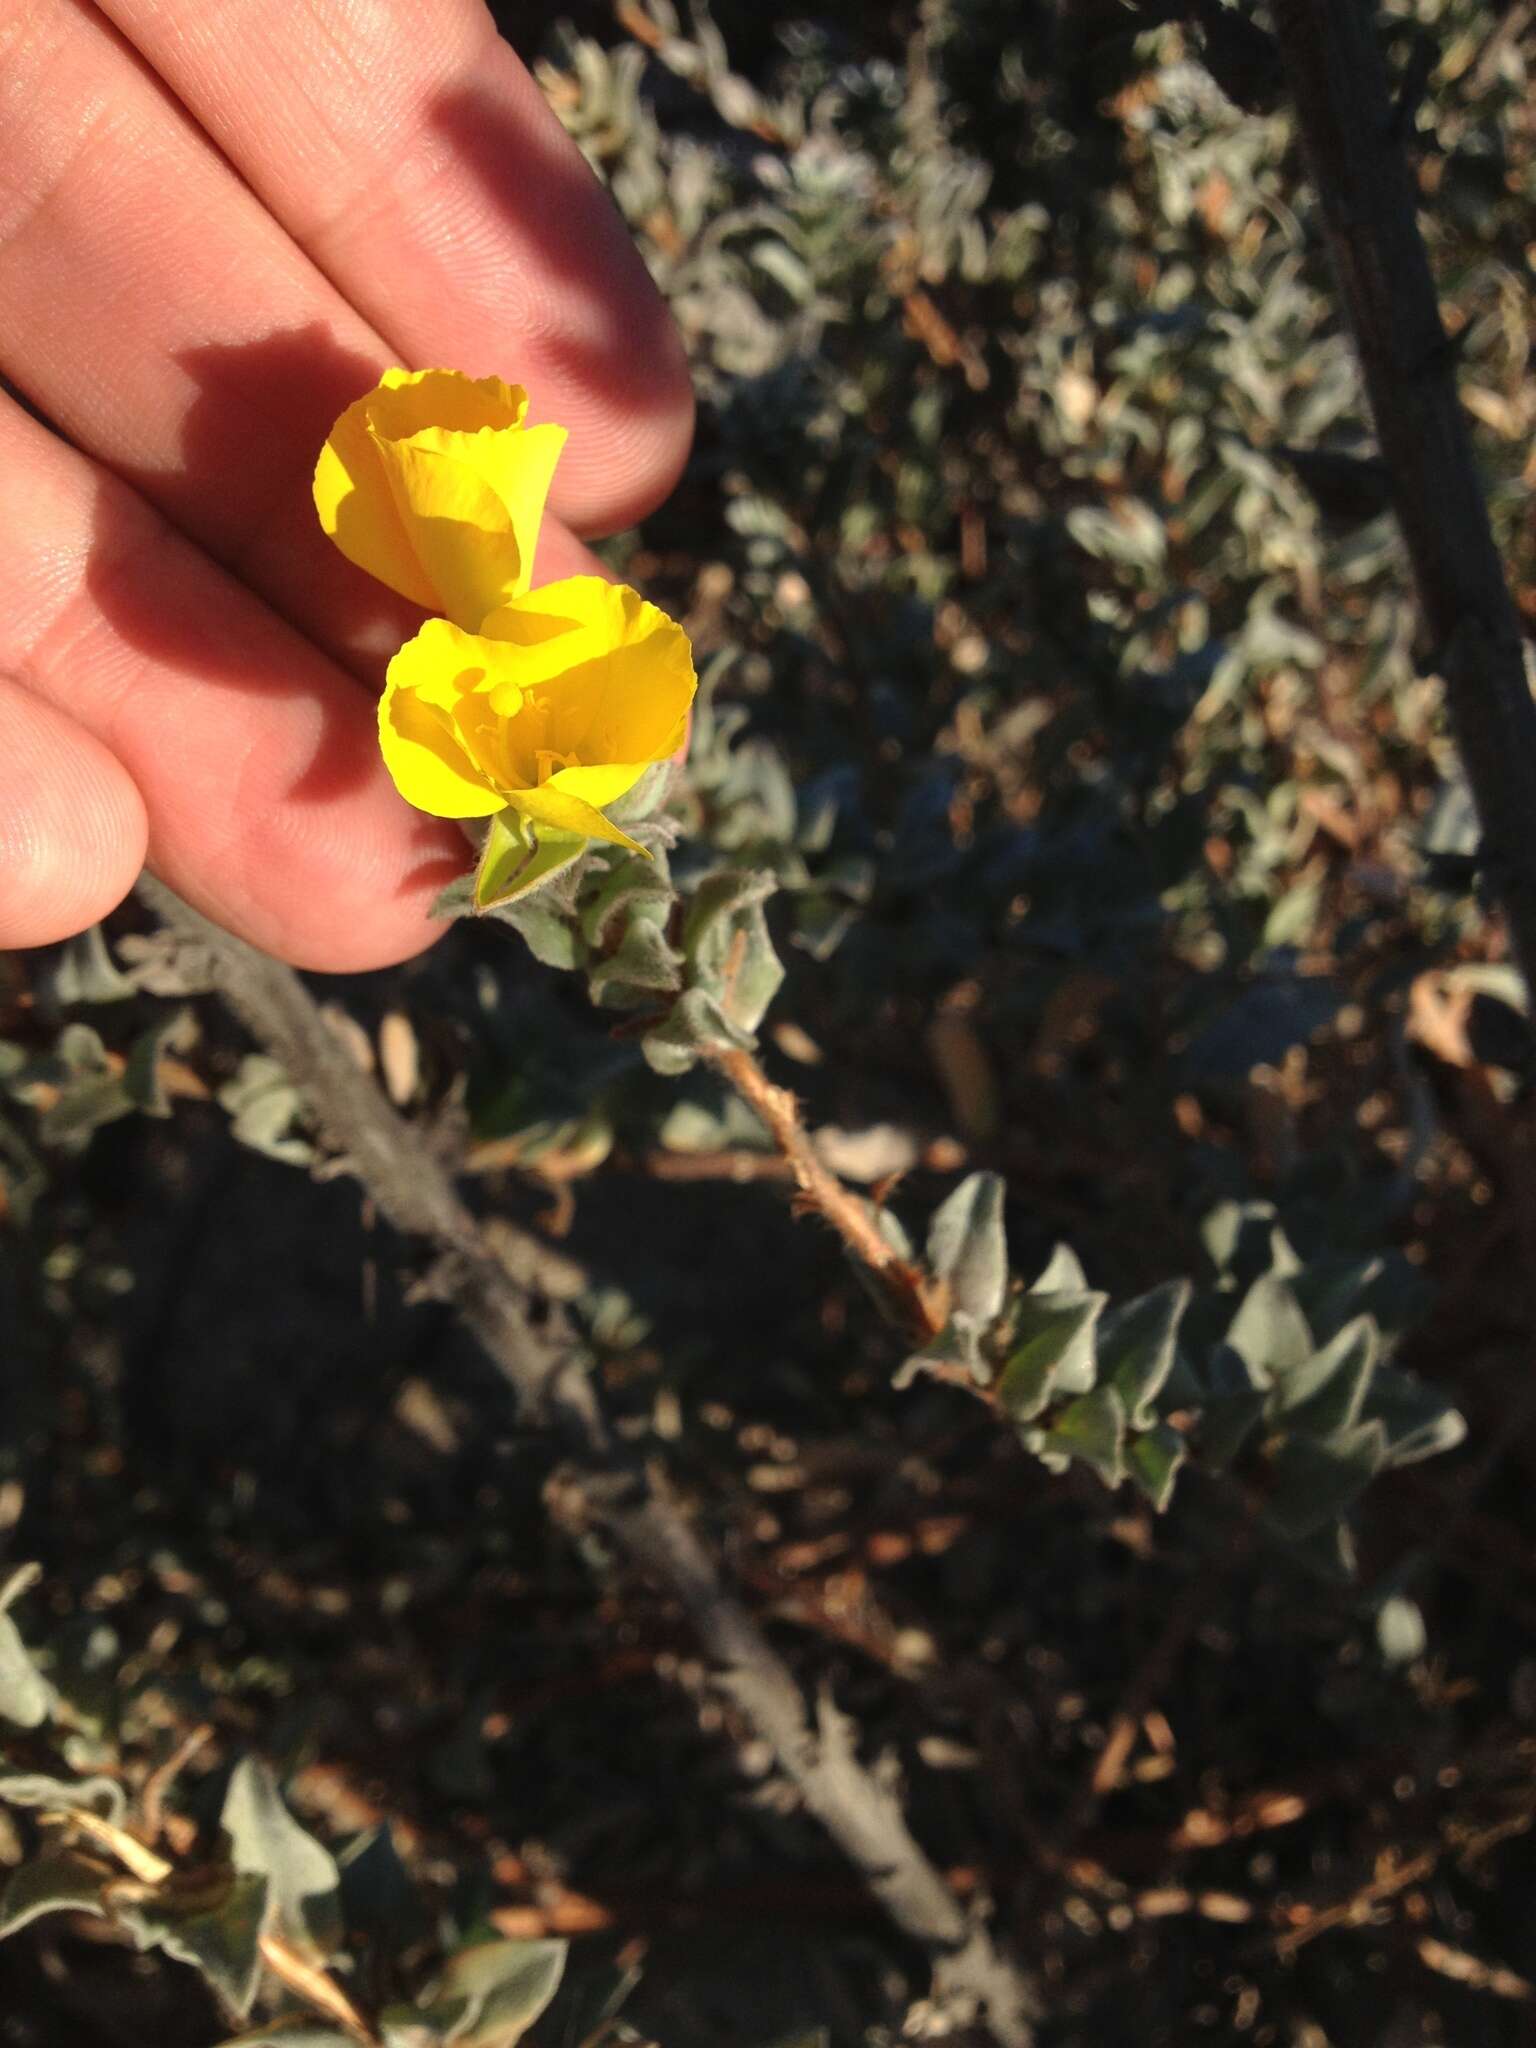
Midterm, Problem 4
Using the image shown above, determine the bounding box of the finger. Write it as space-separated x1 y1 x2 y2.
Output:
0 1 606 687
0 671 148 949
0 389 465 971
96 0 694 536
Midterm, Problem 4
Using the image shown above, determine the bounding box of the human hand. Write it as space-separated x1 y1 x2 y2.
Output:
0 0 693 967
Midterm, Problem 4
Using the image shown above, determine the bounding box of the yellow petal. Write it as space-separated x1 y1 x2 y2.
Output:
314 369 566 625
367 367 530 437
506 784 647 854
480 577 697 766
315 401 438 612
543 760 651 809
378 624 506 819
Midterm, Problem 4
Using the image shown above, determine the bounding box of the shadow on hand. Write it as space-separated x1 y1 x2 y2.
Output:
84 322 462 909
424 85 694 512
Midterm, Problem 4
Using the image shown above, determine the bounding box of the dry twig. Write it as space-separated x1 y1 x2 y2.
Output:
1273 0 1536 998
138 877 1040 2047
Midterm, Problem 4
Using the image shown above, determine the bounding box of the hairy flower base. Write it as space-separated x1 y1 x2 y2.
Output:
378 576 695 853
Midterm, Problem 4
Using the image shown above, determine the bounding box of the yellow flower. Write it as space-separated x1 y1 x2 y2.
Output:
313 368 566 629
378 576 696 854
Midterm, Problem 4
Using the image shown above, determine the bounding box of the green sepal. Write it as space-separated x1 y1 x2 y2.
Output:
474 810 589 913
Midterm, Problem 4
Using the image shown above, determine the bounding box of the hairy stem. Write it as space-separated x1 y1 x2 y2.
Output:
139 878 1039 2045
710 1043 946 1339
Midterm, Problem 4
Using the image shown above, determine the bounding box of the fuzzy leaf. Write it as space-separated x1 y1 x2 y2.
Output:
1037 1386 1127 1487
429 874 476 921
1029 1243 1090 1295
219 1056 313 1168
0 1854 108 1939
123 1007 196 1118
1375 1595 1427 1666
221 1760 342 1964
580 853 674 948
603 758 676 828
52 924 135 1005
118 1871 268 2020
1099 1279 1191 1427
1126 1423 1187 1512
492 903 581 971
996 1291 1105 1422
925 1173 1008 1328
1266 1421 1389 1539
719 899 785 1034
641 989 755 1076
0 1772 126 1824
0 1579 52 1730
1271 1316 1378 1436
1367 1365 1467 1466
587 920 684 1007
416 1937 567 2048
1225 1273 1312 1387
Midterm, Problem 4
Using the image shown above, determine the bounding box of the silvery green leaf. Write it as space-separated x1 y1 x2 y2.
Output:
221 1759 342 1963
118 1872 268 2020
1376 1595 1427 1667
1289 1255 1386 1344
429 875 475 921
896 1314 983 1388
34 1026 133 1145
218 1056 313 1168
0 1854 107 1939
604 759 677 828
1198 1387 1268 1470
580 853 674 947
123 1007 196 1118
1037 1386 1127 1487
0 1772 125 1823
495 904 581 972
641 989 755 1076
1225 1274 1312 1387
683 869 778 981
925 1172 1008 1327
1265 1421 1389 1540
1271 1316 1378 1436
996 1290 1105 1422
1126 1423 1187 1512
587 921 683 1007
1263 875 1321 950
415 1937 567 2048
1367 1364 1467 1466
51 924 135 1005
719 899 785 1034
1199 1200 1299 1284
0 1572 52 1729
1029 1243 1090 1295
1099 1278 1191 1427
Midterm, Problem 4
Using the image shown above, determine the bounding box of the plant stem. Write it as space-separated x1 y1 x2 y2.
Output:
709 1043 946 1339
1272 0 1536 999
138 878 1039 2046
